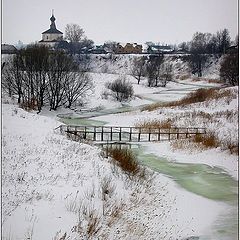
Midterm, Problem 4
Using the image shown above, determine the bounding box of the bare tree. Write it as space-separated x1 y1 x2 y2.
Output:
2 53 24 104
21 45 50 112
103 41 118 53
216 29 231 54
188 32 210 77
68 38 94 54
65 71 93 108
220 53 239 86
187 54 207 77
160 63 173 87
178 42 190 52
80 38 94 50
190 32 212 54
65 24 84 43
130 56 147 84
146 54 164 87
47 51 73 110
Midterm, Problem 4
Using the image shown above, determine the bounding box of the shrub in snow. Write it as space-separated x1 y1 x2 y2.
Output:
108 148 140 177
105 76 134 102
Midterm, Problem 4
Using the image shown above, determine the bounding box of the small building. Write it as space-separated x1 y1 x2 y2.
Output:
172 48 189 54
1 44 17 54
147 45 174 54
115 43 142 54
39 12 65 49
88 45 107 54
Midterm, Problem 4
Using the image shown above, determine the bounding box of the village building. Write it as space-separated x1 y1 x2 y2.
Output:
147 44 174 54
1 44 17 54
115 43 142 54
88 45 107 54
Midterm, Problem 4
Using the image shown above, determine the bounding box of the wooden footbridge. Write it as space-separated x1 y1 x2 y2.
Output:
57 125 206 143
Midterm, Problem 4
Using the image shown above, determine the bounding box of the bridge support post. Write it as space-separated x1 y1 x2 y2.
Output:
101 127 104 141
119 127 122 141
110 127 113 141
93 127 96 141
158 128 161 141
84 126 87 139
129 127 132 142
138 128 141 142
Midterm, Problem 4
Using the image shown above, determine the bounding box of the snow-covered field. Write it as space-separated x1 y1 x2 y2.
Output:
2 54 238 240
2 102 234 240
2 103 224 240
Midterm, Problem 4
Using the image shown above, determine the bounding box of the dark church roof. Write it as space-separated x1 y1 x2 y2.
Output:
42 28 63 34
39 39 60 43
42 13 63 35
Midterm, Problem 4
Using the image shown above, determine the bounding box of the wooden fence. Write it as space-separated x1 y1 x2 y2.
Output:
57 125 206 143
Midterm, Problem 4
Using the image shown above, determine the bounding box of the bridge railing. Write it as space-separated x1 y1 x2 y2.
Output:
57 125 206 143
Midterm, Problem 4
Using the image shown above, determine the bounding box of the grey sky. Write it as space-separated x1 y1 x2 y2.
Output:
2 0 238 45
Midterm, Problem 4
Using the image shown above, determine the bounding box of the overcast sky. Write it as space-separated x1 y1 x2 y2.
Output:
2 0 238 46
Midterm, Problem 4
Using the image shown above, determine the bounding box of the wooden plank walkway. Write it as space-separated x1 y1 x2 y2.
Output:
57 125 206 143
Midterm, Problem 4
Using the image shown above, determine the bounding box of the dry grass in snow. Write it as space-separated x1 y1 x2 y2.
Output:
142 87 237 111
134 118 173 130
138 87 238 154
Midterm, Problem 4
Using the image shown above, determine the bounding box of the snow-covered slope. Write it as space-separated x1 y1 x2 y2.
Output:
2 100 230 239
1 104 202 239
85 54 221 80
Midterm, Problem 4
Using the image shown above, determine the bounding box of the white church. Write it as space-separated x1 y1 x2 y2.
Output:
39 11 65 48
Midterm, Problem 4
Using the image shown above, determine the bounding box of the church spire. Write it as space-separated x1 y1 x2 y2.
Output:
50 9 56 29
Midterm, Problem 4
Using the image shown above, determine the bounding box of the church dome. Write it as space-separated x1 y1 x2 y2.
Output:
50 15 56 22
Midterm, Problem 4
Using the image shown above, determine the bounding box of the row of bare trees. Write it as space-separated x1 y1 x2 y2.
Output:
179 29 237 78
2 45 92 112
178 29 234 55
130 53 238 87
131 54 173 87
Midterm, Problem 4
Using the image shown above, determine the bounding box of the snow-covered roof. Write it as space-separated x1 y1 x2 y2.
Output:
148 45 173 52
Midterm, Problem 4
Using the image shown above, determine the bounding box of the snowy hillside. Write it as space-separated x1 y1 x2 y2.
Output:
3 103 218 240
83 54 222 80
